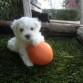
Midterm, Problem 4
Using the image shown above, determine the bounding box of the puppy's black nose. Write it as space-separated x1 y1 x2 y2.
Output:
25 35 30 39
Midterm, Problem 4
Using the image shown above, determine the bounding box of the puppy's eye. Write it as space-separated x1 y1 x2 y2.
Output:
20 28 24 32
31 27 34 30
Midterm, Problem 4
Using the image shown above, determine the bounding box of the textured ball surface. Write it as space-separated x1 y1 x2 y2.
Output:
27 41 53 65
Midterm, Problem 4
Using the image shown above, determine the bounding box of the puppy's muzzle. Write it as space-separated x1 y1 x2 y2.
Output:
25 34 30 39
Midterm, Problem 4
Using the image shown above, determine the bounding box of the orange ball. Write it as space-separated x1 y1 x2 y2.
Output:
26 41 53 65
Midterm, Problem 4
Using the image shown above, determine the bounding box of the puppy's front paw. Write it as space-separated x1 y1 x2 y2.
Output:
32 40 40 46
25 61 34 67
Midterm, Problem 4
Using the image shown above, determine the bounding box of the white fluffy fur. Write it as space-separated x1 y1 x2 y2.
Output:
7 17 44 67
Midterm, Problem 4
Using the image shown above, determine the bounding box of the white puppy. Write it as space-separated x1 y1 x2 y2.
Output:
7 17 44 67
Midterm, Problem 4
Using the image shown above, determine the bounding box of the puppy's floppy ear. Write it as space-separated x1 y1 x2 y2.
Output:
33 18 41 30
10 19 18 32
33 17 40 21
11 20 17 29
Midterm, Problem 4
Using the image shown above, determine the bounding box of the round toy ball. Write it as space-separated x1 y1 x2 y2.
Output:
27 41 53 65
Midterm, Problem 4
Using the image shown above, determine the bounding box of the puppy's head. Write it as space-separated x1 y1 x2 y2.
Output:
11 17 41 42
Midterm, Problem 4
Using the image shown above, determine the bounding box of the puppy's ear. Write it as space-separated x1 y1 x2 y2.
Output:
33 17 40 21
10 20 18 32
33 18 41 30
